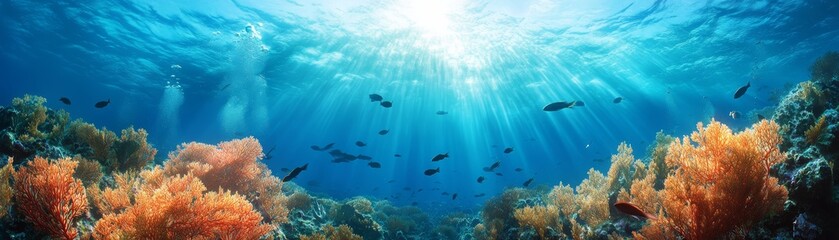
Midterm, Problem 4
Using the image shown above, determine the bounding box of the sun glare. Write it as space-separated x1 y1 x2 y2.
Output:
402 0 461 36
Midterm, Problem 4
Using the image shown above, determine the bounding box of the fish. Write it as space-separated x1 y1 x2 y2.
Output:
94 99 111 108
613 97 623 103
573 101 585 107
436 111 448 115
356 154 373 160
368 162 381 168
503 147 513 154
378 129 389 135
523 178 534 187
452 193 458 200
733 81 750 99
477 176 485 183
219 83 231 91
614 201 657 220
369 94 383 102
355 141 366 147
424 167 440 176
543 101 576 111
514 168 523 172
381 101 393 108
483 161 501 172
431 153 449 162
729 111 741 120
495 172 503 176
394 154 402 157
311 143 334 151
264 146 276 160
474 193 485 197
281 163 308 182
442 192 449 195
59 97 71 105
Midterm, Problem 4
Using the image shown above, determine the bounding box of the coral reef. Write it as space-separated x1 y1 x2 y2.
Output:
13 157 88 240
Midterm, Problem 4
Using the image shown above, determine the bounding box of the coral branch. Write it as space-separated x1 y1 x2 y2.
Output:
13 157 88 240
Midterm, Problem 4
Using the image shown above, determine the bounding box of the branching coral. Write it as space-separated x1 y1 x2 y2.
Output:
634 120 788 239
72 155 103 186
575 169 609 226
112 127 156 172
300 225 363 240
647 131 675 189
548 183 576 217
0 157 12 219
607 142 635 200
92 173 273 239
11 95 47 141
13 157 88 240
481 188 537 236
164 137 263 193
251 170 288 225
805 115 826 144
87 171 137 216
514 205 559 239
70 120 116 163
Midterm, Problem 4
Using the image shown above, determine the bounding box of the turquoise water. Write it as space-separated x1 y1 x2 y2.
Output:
0 0 837 213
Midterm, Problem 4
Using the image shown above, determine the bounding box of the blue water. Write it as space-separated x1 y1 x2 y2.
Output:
1 0 837 212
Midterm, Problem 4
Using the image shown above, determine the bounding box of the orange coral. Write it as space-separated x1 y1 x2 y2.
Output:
164 137 263 193
73 156 103 186
70 120 116 163
13 157 88 240
634 120 788 239
805 115 826 144
92 173 272 239
514 205 559 239
88 171 137 216
575 169 609 226
0 157 12 219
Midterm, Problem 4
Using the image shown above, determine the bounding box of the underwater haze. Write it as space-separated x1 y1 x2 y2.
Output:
1 0 839 230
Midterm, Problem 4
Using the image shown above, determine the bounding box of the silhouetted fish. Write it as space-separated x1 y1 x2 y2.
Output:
357 154 373 160
483 161 501 172
431 153 449 162
436 111 448 115
394 154 402 157
477 176 485 183
378 129 389 135
729 111 741 120
573 101 585 107
474 193 485 197
424 167 440 176
734 81 750 99
264 146 276 160
503 147 513 154
369 94 383 102
614 201 657 220
59 97 71 105
95 99 110 108
381 101 392 108
368 162 381 168
452 193 458 200
523 178 534 187
322 143 335 150
495 172 503 176
219 83 231 91
543 101 576 111
282 163 308 182
355 141 366 147
613 97 623 103
514 168 523 172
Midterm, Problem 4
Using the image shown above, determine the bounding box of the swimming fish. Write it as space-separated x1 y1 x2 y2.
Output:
219 83 231 91
369 94 383 102
310 143 335 151
424 167 440 176
59 97 71 105
495 172 503 176
573 101 585 107
431 153 449 162
483 161 501 172
356 154 373 160
613 97 623 104
523 178 534 187
394 154 402 157
543 101 576 111
368 162 381 168
514 168 523 172
477 176 485 183
452 193 458 200
734 81 750 99
355 141 366 147
378 129 389 135
282 163 308 182
381 101 393 108
264 146 276 160
95 99 110 108
436 111 448 115
729 111 741 120
474 193 485 197
503 147 513 154
614 201 657 220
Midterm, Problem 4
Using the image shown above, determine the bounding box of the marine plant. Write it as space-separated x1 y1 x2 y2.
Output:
10 94 47 141
68 120 116 164
92 173 273 239
513 205 559 239
13 156 88 240
0 157 12 219
805 115 826 144
299 224 363 240
575 168 609 227
481 188 538 237
72 155 103 186
112 127 156 172
634 120 788 239
647 131 675 189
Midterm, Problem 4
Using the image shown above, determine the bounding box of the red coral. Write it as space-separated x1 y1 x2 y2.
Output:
164 137 263 193
13 157 88 240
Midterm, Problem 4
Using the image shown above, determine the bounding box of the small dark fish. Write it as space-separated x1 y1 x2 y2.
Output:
452 193 458 200
264 146 276 160
356 154 373 160
613 97 623 103
474 193 485 197
614 201 657 220
282 163 308 182
59 97 71 105
436 111 448 115
368 162 381 168
94 99 111 108
280 168 290 172
355 141 366 147
322 143 335 150
733 81 750 99
381 101 393 108
369 94 383 102
483 161 501 172
523 178 534 187
477 176 485 183
543 101 576 111
378 129 389 135
310 145 321 151
424 167 440 176
514 168 523 172
495 172 503 176
394 154 402 157
417 188 423 192
431 153 449 162
757 114 766 121
219 83 231 91
503 147 513 154
573 101 585 107
729 111 741 120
